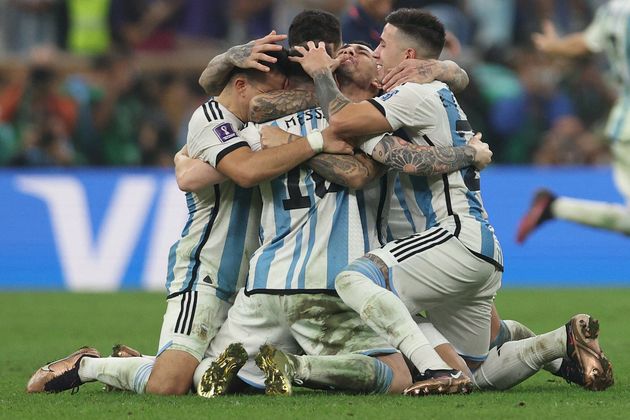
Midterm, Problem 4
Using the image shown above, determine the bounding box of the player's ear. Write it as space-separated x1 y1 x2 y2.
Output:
405 48 417 60
370 77 382 91
234 76 248 95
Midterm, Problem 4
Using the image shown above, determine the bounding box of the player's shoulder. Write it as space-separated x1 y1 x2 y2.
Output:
404 80 448 94
377 81 446 102
191 98 242 133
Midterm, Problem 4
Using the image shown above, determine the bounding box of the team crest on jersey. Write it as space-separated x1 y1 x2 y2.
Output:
379 89 399 101
213 123 237 142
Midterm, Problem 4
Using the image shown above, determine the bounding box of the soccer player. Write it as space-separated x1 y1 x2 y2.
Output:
404 313 614 393
188 36 492 396
198 10 471 118
26 50 352 396
292 9 503 394
517 0 630 242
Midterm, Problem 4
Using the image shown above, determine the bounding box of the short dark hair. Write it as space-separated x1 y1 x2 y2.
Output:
385 8 445 59
345 40 374 51
288 9 342 49
228 49 290 84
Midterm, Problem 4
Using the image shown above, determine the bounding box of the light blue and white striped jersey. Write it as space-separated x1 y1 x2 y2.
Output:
245 108 391 294
165 98 262 302
385 174 417 241
368 82 503 270
584 0 630 143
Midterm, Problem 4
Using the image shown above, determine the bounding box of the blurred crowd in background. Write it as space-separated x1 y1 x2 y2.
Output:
0 0 616 167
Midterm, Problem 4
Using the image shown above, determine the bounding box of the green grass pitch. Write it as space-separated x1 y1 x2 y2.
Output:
1 289 628 419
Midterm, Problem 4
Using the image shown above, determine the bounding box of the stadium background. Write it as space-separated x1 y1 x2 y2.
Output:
1 0 628 292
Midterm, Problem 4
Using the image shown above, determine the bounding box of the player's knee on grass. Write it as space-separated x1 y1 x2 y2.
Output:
145 350 199 395
377 353 412 394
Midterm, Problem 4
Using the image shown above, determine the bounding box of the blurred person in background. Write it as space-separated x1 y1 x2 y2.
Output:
225 0 347 46
89 51 147 165
109 0 183 52
517 0 630 242
341 0 394 49
0 47 77 165
1 0 65 56
62 0 112 56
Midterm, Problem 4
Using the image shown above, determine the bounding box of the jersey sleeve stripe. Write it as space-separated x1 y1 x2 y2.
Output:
368 98 386 117
202 103 213 121
211 100 225 119
215 142 249 165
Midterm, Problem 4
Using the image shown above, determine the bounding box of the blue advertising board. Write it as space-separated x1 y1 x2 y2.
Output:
0 166 628 291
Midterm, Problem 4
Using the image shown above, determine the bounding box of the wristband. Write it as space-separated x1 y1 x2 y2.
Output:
306 130 324 153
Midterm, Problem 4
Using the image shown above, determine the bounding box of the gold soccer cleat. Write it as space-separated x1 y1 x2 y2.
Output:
197 343 248 398
26 347 101 393
403 369 473 396
565 314 614 391
255 344 296 396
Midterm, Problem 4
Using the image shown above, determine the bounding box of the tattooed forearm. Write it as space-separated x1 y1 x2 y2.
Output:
249 90 318 123
307 152 382 189
227 41 255 67
372 135 475 176
199 52 234 95
313 69 351 119
438 60 469 93
199 41 256 95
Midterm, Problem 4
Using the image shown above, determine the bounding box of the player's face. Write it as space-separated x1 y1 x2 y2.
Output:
335 43 378 84
373 24 407 78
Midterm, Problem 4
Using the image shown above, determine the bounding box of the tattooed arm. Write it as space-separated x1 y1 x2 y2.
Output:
381 59 469 92
259 125 385 188
290 43 392 136
370 133 492 175
199 31 287 95
249 89 318 123
307 152 386 189
310 67 392 138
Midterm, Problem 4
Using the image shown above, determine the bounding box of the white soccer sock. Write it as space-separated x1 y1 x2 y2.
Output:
552 197 630 234
78 357 154 394
503 319 562 374
336 270 450 373
293 354 393 394
473 325 566 390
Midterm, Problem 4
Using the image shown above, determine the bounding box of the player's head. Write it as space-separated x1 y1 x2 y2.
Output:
225 49 289 119
374 9 445 75
335 42 380 97
288 9 342 52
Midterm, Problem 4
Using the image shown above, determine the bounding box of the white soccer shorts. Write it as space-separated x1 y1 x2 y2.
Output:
157 290 231 361
203 289 396 387
369 226 502 362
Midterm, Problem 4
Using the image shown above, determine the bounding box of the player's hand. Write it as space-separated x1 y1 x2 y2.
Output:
260 126 290 149
382 59 441 92
290 41 344 78
322 128 353 155
468 132 492 170
532 20 559 54
227 30 287 72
